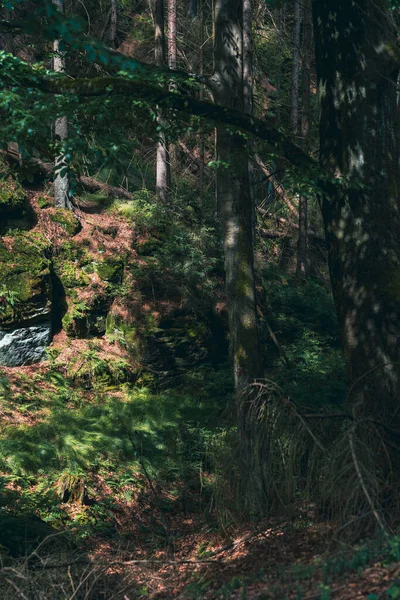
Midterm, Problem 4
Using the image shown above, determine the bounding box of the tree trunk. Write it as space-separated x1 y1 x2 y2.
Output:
168 0 177 71
213 0 261 393
313 0 400 417
198 0 205 199
52 0 71 209
243 0 256 239
295 0 311 280
189 0 198 19
290 0 301 134
213 0 263 510
155 0 170 203
109 0 118 48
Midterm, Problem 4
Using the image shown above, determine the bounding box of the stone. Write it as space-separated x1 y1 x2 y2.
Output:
49 209 81 236
0 233 52 327
0 321 51 367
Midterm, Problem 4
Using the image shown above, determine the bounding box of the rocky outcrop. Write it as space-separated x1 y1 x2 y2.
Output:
0 232 53 366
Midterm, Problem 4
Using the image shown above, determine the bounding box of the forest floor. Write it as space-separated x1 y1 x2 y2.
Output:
1 192 399 598
81 504 399 600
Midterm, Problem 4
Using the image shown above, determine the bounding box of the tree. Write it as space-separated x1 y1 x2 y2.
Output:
212 0 265 508
290 0 301 134
212 0 261 394
313 0 400 418
52 0 71 209
155 0 170 203
109 0 118 48
168 0 176 71
296 0 312 280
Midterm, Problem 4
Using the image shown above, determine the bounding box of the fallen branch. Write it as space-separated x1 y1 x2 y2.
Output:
28 158 134 200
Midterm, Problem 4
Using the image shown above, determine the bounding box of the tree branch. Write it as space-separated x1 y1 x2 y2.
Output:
24 76 318 175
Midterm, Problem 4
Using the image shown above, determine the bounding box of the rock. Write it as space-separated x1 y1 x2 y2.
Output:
95 256 124 283
0 321 51 366
0 233 52 327
0 232 53 366
49 208 81 235
0 172 26 216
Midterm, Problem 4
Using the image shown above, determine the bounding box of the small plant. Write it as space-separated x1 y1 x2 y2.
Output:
0 284 19 317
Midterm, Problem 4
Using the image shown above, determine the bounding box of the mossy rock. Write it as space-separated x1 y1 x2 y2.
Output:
54 259 91 289
49 209 81 235
37 195 53 209
0 176 25 215
63 294 113 338
95 256 124 284
0 232 52 326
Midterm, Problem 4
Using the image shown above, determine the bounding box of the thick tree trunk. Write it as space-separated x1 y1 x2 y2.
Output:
296 0 311 280
155 0 170 203
52 0 71 209
313 0 400 417
243 0 256 238
213 0 263 510
213 0 261 393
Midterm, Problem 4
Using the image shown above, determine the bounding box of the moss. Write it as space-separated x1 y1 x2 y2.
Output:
55 260 91 289
95 257 124 283
49 209 81 236
63 294 113 339
37 195 53 209
0 177 25 214
0 232 51 325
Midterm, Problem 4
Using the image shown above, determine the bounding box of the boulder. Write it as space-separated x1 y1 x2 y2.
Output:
0 232 52 366
0 321 51 366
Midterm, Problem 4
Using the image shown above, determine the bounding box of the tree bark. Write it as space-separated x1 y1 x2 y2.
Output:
189 0 198 19
198 0 205 199
213 0 264 510
290 0 301 134
155 0 171 203
109 0 118 48
243 0 256 239
168 0 177 71
313 0 400 417
296 0 311 280
213 0 261 393
52 0 71 209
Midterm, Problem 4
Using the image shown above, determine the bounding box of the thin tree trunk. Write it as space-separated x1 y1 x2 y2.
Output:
296 0 311 280
199 0 205 199
189 0 198 19
155 0 170 203
109 0 118 48
290 0 301 134
168 0 177 71
52 0 71 209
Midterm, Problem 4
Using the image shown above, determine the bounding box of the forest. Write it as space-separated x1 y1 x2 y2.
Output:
1 0 400 598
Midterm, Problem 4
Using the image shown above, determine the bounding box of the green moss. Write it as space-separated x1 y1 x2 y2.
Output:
0 232 51 324
37 195 53 209
95 257 124 283
55 260 90 289
49 209 81 236
0 177 25 214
